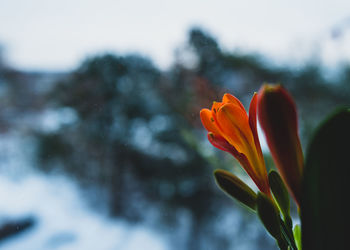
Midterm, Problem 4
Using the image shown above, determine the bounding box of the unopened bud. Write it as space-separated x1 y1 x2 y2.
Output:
214 169 257 210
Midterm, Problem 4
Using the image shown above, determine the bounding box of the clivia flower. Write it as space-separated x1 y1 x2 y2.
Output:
257 84 303 205
200 93 270 195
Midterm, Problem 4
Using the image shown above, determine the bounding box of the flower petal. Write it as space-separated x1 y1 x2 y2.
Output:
208 133 267 192
200 108 221 135
222 93 245 111
211 101 223 121
217 103 253 153
248 93 263 159
208 132 239 156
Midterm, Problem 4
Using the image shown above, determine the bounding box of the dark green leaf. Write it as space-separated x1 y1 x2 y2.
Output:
269 170 290 219
256 192 281 240
214 169 257 210
301 108 350 250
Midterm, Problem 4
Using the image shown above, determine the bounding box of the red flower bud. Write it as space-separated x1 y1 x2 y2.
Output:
258 84 303 205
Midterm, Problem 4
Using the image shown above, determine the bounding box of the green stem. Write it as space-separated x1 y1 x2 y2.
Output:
280 218 298 250
277 235 289 250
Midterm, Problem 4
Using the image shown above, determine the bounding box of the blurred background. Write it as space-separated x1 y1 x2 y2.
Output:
0 1 350 249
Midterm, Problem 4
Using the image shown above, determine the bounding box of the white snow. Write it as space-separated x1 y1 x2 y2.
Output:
0 132 168 250
0 173 168 250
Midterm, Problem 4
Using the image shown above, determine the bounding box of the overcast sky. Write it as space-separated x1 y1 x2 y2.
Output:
1 0 350 71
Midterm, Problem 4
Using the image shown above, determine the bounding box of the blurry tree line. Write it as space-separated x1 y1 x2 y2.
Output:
1 28 350 250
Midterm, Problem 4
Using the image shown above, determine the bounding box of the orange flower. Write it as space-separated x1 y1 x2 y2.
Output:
257 84 303 205
200 93 270 195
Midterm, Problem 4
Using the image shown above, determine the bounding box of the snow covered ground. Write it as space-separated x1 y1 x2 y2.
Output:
0 132 168 250
0 173 168 250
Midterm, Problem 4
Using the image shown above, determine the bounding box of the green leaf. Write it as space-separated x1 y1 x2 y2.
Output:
269 170 296 249
301 108 350 250
280 218 297 250
293 224 301 250
214 169 257 210
256 192 281 240
268 170 290 220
